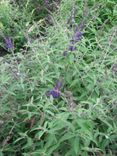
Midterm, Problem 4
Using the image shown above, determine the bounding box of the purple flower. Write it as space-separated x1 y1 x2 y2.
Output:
72 26 84 43
63 24 84 56
67 27 83 53
73 31 83 42
4 37 14 50
46 80 62 98
69 45 77 51
49 89 61 98
44 0 49 5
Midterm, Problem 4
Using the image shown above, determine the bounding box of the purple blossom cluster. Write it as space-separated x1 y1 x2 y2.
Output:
47 25 84 99
63 25 84 56
44 0 49 5
4 37 14 50
72 27 84 43
47 10 85 98
47 80 62 98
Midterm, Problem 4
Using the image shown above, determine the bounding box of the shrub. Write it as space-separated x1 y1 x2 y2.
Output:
0 0 117 155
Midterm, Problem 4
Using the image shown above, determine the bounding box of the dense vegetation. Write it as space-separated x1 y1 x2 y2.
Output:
0 0 117 155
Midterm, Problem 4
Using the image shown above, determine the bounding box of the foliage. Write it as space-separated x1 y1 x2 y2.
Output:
0 0 117 155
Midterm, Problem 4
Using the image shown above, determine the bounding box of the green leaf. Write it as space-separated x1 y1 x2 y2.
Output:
23 137 33 149
0 151 3 156
59 132 74 143
73 137 80 155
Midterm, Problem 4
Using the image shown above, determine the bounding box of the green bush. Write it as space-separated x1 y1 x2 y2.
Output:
0 0 117 155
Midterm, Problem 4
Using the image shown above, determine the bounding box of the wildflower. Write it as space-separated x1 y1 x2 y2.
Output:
73 30 83 42
72 26 84 43
4 37 14 50
44 0 49 5
63 23 84 56
49 89 61 98
68 44 77 51
68 26 83 53
46 80 62 98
